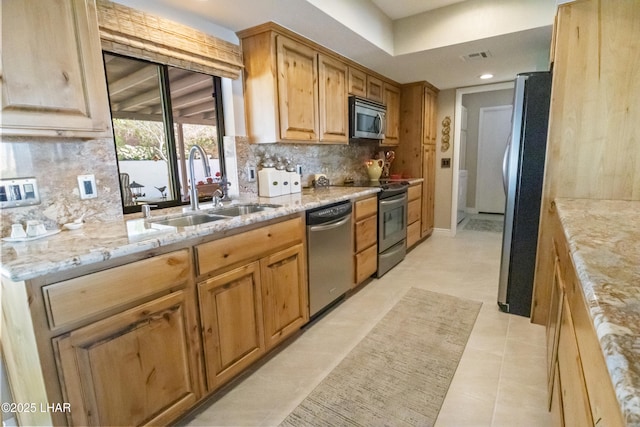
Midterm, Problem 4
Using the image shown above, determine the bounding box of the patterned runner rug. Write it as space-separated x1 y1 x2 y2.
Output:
279 288 482 427
464 218 504 233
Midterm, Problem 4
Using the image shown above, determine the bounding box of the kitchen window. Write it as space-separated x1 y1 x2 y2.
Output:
103 52 226 213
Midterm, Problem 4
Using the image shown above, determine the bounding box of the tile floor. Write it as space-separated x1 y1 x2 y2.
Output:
181 218 551 426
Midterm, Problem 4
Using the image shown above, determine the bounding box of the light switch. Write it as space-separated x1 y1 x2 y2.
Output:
77 174 97 199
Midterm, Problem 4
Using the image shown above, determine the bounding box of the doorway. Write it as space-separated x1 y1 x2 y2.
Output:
451 82 514 235
476 105 512 214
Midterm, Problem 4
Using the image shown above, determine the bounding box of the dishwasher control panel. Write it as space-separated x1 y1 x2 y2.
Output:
306 201 352 225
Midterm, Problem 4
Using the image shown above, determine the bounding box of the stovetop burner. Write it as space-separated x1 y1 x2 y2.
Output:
333 179 409 199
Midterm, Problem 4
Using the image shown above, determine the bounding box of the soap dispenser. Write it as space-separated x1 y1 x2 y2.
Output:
258 155 281 197
286 159 301 193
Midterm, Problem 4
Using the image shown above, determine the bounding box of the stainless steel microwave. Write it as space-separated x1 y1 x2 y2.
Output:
349 96 386 140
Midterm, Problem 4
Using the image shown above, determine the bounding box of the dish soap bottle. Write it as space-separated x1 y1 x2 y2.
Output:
258 155 281 197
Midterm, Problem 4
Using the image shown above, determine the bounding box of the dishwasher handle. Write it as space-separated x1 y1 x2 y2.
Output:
308 214 351 232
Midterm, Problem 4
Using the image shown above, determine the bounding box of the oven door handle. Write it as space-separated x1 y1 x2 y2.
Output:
379 194 407 207
308 214 351 232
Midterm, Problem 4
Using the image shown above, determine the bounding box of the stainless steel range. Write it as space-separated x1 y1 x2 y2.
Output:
376 183 408 277
334 180 409 277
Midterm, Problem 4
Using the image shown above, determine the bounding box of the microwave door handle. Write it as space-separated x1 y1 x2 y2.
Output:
374 113 382 134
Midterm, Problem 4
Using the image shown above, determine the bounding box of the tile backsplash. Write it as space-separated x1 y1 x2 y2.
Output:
234 137 381 193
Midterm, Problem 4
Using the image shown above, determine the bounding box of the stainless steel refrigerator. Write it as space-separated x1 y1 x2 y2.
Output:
497 71 552 317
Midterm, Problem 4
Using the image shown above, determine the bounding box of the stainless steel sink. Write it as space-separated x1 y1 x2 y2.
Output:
148 213 228 227
209 203 281 217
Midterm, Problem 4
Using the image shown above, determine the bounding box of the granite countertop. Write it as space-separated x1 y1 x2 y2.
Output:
0 187 379 282
554 198 640 424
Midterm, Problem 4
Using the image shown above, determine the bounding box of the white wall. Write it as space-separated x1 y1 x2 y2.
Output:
394 0 556 55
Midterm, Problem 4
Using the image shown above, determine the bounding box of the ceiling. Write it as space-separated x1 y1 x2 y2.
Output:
114 0 555 90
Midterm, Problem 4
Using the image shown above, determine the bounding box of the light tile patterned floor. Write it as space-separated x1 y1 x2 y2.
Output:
181 224 551 427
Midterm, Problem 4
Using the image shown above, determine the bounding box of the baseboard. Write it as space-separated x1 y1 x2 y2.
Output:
433 228 454 236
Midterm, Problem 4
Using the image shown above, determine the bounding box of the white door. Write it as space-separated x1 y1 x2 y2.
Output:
476 105 512 213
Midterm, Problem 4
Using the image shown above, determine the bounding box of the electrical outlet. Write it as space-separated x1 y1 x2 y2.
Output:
246 166 257 182
441 158 451 168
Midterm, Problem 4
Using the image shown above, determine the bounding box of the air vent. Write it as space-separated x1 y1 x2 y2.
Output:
460 51 492 62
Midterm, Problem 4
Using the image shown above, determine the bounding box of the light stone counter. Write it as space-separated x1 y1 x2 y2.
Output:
1 187 379 282
555 198 640 424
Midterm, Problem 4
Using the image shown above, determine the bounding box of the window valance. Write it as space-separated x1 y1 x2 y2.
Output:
96 0 243 79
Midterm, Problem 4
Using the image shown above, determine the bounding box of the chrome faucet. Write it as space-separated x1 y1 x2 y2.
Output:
188 145 211 211
212 188 224 207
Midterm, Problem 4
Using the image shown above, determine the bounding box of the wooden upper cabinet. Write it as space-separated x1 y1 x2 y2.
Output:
348 67 367 97
318 54 348 143
276 36 319 142
1 0 111 139
367 76 384 103
382 83 401 146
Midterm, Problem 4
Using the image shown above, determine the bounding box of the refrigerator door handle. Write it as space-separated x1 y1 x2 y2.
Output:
502 139 511 194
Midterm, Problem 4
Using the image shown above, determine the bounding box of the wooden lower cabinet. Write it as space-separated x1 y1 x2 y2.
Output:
196 216 308 391
556 298 593 427
53 291 200 426
3 216 312 426
547 209 624 427
198 262 265 391
261 244 308 350
406 183 422 248
352 196 378 286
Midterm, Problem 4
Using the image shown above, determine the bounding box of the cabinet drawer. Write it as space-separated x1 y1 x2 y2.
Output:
43 250 191 329
407 221 421 248
354 196 377 221
355 244 377 285
408 183 422 201
408 198 421 224
196 217 303 276
354 215 377 253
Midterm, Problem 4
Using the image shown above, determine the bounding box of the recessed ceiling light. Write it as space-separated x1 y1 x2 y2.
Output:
480 74 494 80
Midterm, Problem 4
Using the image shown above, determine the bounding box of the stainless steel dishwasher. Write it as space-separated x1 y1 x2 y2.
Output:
306 200 353 318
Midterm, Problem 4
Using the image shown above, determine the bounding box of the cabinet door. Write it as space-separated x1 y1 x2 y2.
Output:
421 145 436 237
354 215 377 253
276 36 319 141
367 76 384 102
557 298 593 427
318 54 349 143
382 83 401 146
547 256 564 403
198 262 265 391
348 67 367 97
1 0 111 138
423 88 438 144
355 244 377 286
261 244 308 350
53 291 200 426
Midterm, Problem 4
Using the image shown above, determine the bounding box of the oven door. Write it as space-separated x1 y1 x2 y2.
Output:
378 192 407 252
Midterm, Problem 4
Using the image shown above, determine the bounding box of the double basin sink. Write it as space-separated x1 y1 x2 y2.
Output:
147 203 282 228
